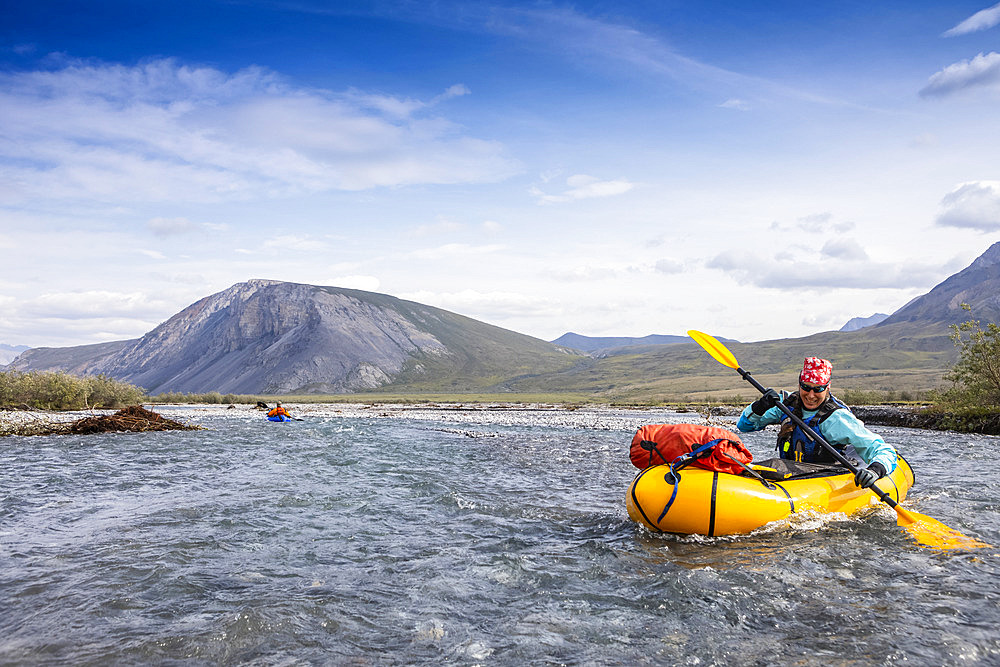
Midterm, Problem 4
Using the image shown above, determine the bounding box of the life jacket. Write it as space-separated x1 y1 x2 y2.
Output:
630 424 753 475
776 392 849 463
267 406 288 418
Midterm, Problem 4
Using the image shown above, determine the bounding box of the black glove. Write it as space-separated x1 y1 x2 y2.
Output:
854 462 887 488
751 389 781 415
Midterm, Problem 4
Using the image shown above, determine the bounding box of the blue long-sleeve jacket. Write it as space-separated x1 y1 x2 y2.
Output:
737 402 897 473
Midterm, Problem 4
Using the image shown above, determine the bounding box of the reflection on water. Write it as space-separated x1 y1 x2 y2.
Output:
1 409 997 665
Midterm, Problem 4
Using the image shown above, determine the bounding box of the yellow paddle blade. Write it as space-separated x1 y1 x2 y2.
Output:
687 330 739 369
895 506 991 550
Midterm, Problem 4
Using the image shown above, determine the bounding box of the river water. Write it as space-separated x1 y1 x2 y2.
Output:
1 405 998 665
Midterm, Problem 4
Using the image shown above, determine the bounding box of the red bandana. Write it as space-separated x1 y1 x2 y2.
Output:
800 357 832 386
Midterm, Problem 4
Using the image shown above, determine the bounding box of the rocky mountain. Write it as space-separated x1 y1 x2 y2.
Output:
877 241 1000 327
839 313 888 332
8 280 581 394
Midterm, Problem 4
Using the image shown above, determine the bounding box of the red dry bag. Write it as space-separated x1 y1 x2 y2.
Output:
629 423 753 475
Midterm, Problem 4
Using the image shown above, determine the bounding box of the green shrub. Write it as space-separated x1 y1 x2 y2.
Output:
840 388 887 405
0 370 145 410
839 388 930 405
943 304 1000 408
85 374 146 408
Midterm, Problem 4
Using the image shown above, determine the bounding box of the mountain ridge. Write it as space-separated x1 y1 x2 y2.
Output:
8 280 581 394
878 241 1000 327
7 243 1000 397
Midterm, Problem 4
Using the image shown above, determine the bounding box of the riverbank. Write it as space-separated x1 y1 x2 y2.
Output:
4 402 999 436
852 405 1000 435
1 402 724 436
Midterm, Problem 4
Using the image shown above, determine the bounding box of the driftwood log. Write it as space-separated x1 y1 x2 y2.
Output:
1 405 201 437
67 405 200 434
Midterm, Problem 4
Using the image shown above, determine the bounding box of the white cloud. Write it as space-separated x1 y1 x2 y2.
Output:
22 290 168 320
344 83 470 119
148 216 198 237
943 3 1000 37
543 258 681 282
796 212 833 227
831 220 856 233
342 90 427 119
456 3 868 111
705 250 944 290
261 234 330 252
434 83 471 103
719 98 750 110
545 264 633 282
328 275 381 291
654 258 684 274
531 174 635 204
398 288 559 320
407 243 506 260
920 51 1000 97
147 272 210 285
821 238 869 261
770 213 854 234
935 181 1000 231
412 217 464 237
0 60 520 208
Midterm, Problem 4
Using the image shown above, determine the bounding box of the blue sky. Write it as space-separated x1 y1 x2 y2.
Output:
2 1 999 349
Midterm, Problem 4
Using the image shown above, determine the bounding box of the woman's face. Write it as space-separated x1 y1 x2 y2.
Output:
799 382 828 410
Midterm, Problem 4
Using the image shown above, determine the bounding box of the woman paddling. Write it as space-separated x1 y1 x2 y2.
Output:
735 356 898 488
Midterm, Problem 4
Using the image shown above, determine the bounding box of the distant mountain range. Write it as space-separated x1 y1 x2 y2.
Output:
876 240 1000 328
0 343 30 366
551 332 741 354
6 242 1000 397
839 313 888 332
551 332 694 352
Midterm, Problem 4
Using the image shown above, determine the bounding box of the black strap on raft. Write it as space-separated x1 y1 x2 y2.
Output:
639 439 669 465
656 439 722 522
721 452 776 490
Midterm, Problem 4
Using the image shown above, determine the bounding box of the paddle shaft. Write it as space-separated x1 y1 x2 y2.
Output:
737 366 901 509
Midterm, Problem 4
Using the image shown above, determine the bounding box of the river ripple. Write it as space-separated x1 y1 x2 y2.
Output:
1 405 998 665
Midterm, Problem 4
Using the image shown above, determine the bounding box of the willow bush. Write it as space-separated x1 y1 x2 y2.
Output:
940 304 1000 408
0 371 145 410
913 305 1000 433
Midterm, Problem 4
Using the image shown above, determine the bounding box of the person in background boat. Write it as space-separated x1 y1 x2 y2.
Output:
736 357 897 489
267 402 291 419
